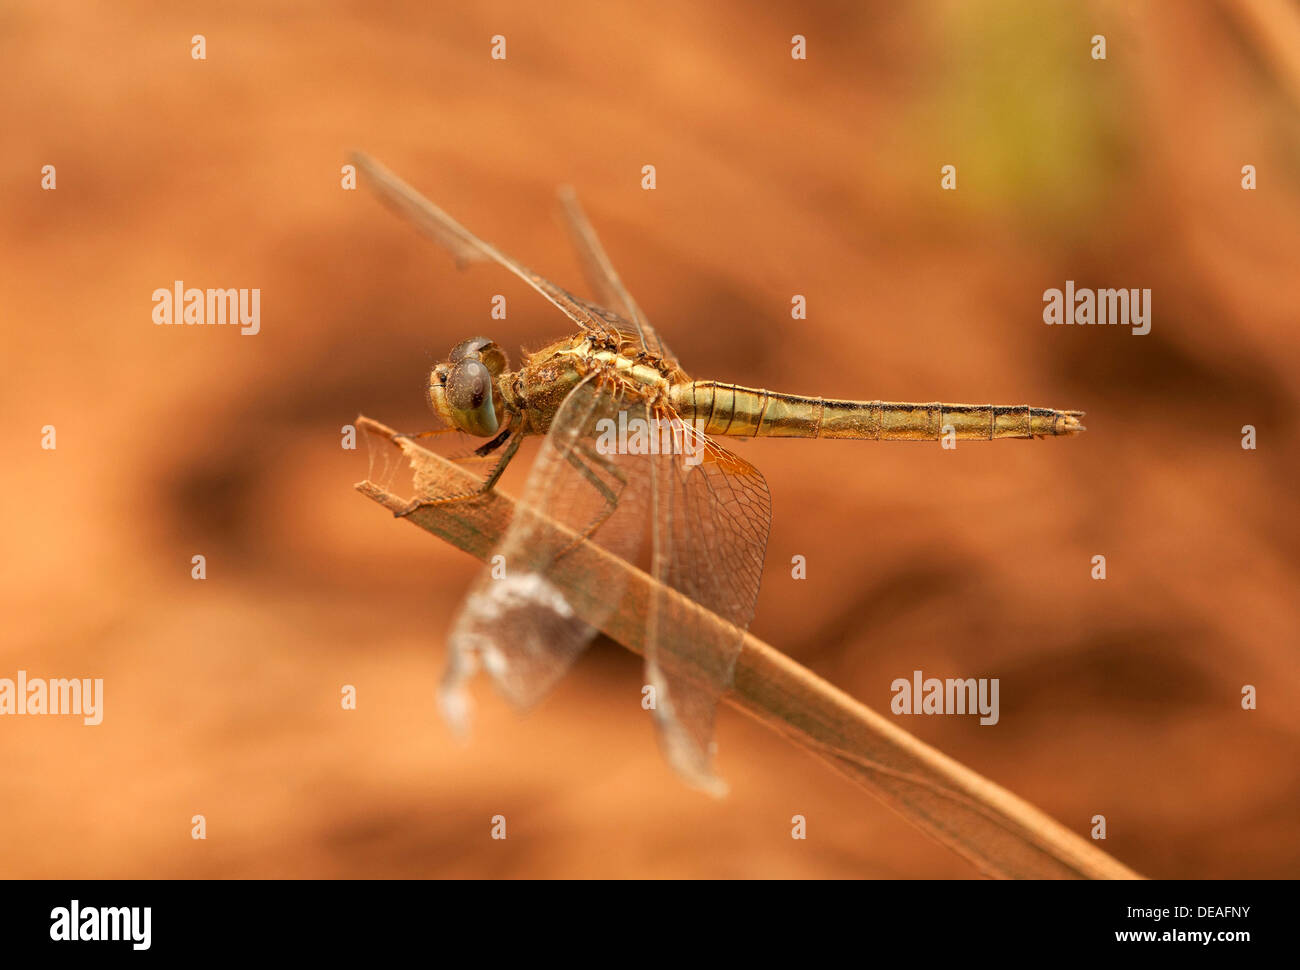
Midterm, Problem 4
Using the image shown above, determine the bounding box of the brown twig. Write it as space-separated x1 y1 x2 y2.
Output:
354 415 1142 880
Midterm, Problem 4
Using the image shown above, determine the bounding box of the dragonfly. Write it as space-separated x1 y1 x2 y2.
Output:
354 153 1085 795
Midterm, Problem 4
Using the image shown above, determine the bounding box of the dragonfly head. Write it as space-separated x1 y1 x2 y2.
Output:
429 336 510 437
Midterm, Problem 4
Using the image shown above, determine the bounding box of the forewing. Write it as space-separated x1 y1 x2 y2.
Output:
556 186 673 361
645 414 772 794
352 152 622 343
439 376 653 728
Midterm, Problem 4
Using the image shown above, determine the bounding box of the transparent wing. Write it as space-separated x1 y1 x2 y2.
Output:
644 412 772 795
436 377 769 797
556 186 674 362
438 375 653 726
351 152 623 344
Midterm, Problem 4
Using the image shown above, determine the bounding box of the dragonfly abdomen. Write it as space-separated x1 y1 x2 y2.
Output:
672 381 1085 439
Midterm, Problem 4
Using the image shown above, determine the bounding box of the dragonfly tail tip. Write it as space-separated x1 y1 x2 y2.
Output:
1058 411 1086 435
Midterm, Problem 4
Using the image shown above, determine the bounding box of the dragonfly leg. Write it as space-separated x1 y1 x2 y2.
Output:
571 439 628 499
393 427 460 442
392 428 524 518
394 419 515 453
551 443 627 560
473 425 514 457
433 424 515 469
480 429 525 490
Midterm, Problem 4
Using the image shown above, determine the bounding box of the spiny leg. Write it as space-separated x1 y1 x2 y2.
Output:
393 427 525 518
553 441 629 560
474 426 513 458
433 424 515 470
393 421 513 456
393 427 461 442
572 438 626 503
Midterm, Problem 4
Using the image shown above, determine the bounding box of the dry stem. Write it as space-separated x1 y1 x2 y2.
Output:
355 414 1142 880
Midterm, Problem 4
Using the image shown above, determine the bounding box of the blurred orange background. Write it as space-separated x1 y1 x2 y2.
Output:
2 0 1298 878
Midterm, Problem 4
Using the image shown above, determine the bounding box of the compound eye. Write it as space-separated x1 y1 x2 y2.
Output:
449 336 508 377
449 336 494 363
446 359 491 411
